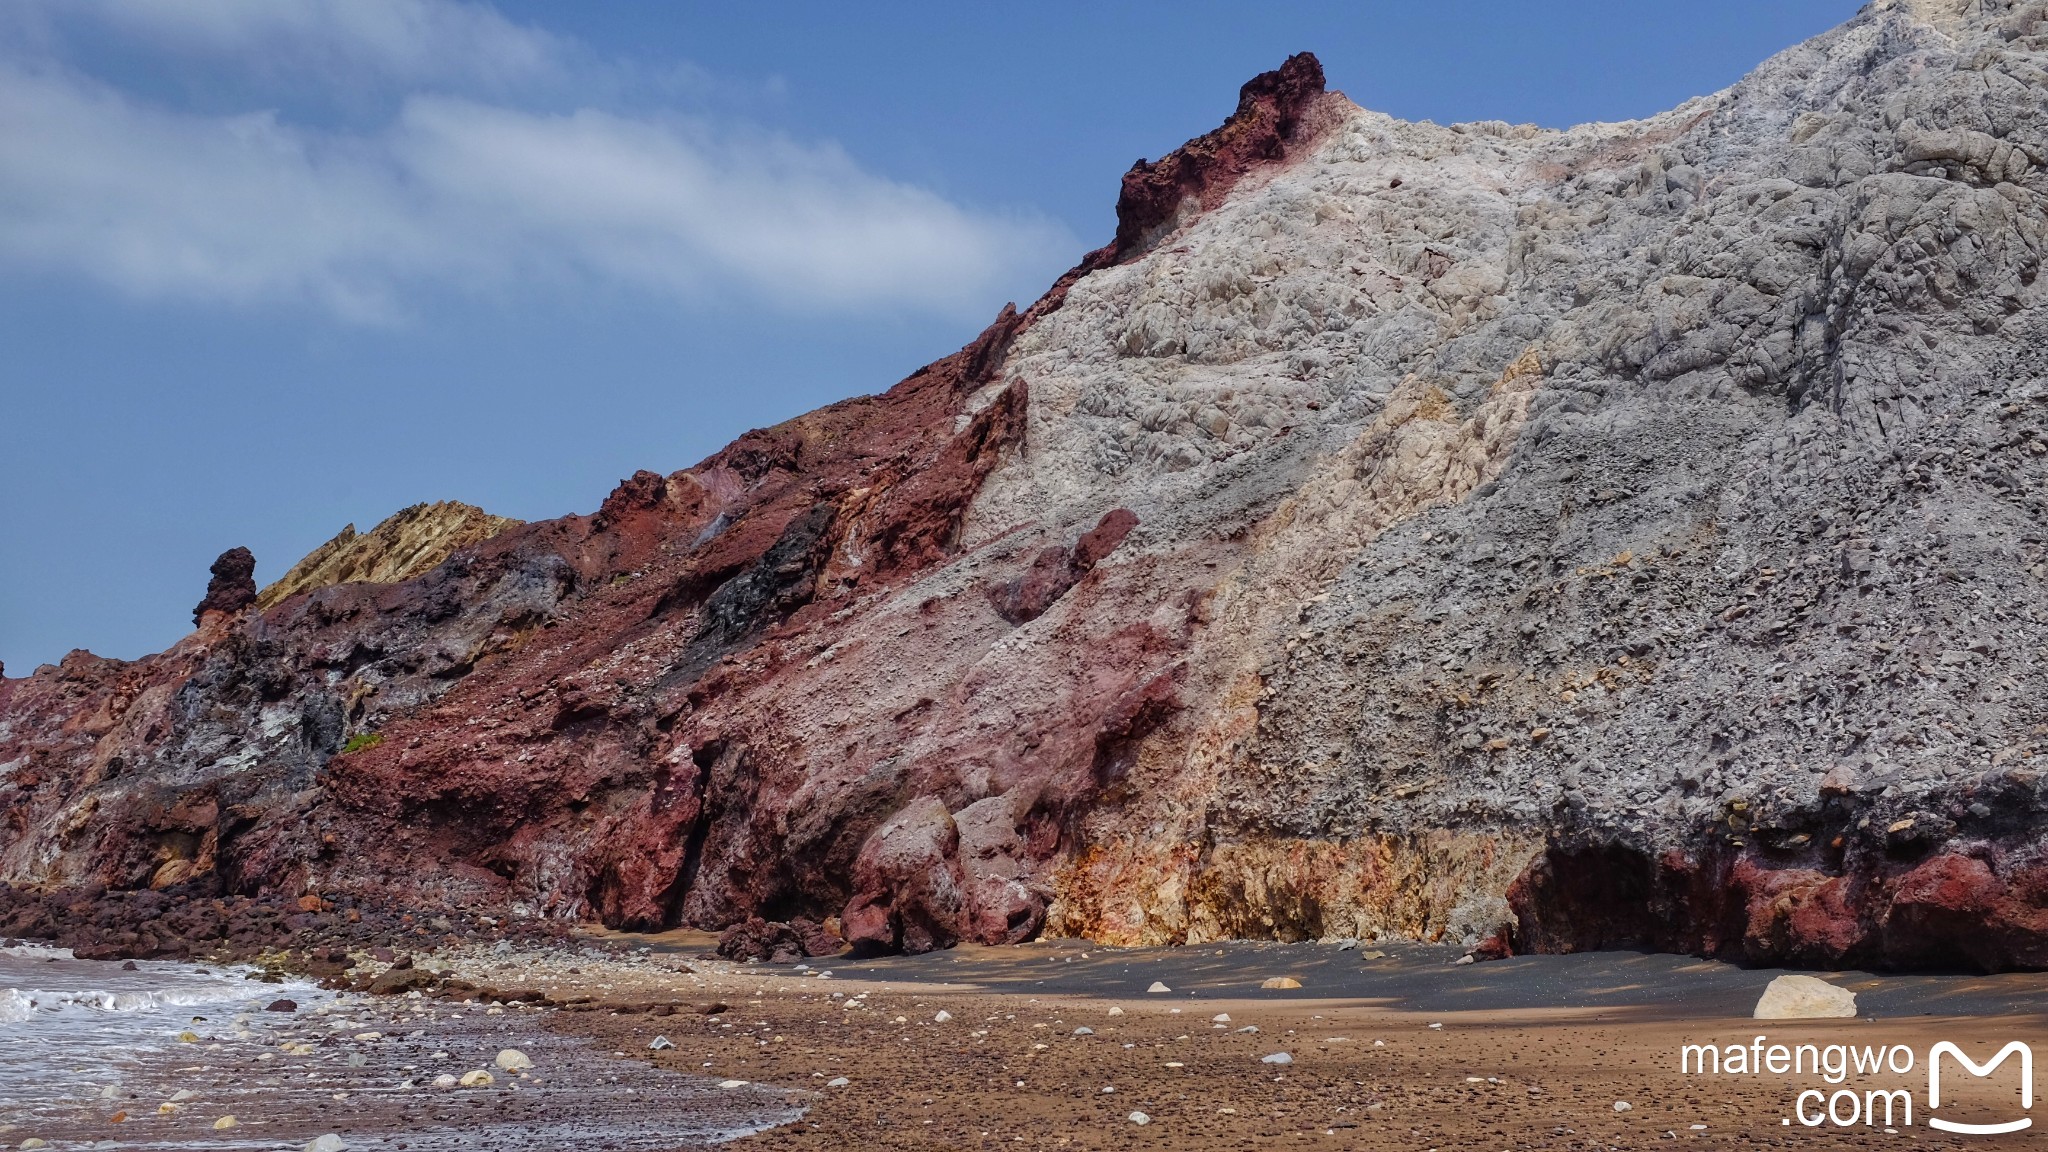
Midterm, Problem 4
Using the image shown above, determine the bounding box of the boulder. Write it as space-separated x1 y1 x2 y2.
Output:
1753 974 1857 1019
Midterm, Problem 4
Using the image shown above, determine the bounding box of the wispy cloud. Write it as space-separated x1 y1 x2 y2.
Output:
0 0 1075 322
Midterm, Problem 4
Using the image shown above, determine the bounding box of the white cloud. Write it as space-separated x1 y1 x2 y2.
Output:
22 0 573 96
0 0 1075 321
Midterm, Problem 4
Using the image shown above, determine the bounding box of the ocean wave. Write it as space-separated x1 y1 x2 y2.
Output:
0 979 259 1021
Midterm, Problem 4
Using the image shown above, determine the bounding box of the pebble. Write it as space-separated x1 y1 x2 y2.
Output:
1235 1025 1259 1034
167 1090 195 1103
19 1141 45 1149
1106 1006 1125 1016
1073 1026 1094 1035
495 1048 533 1071
718 1079 749 1089
1613 1101 1632 1113
1128 1111 1151 1126
458 1070 495 1088
827 1077 850 1088
933 1010 953 1023
1260 976 1303 990
649 1035 675 1050
305 1136 346 1152
1146 981 1171 993
432 1074 458 1089
1261 1052 1294 1065
213 1116 237 1130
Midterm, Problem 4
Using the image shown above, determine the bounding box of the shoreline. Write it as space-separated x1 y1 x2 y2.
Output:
9 929 2048 1149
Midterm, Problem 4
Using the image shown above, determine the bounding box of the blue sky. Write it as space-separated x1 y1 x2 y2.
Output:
0 0 1859 672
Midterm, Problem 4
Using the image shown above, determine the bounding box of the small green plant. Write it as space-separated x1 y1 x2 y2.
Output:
340 732 384 755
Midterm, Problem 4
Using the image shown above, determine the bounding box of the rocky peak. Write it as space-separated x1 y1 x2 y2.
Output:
191 547 256 625
1109 51 1335 261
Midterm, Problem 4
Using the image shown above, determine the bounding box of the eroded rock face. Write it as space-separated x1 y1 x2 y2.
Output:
7 10 2048 968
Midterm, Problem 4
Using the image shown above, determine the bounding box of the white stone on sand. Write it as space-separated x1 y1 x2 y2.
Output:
1753 974 1857 1019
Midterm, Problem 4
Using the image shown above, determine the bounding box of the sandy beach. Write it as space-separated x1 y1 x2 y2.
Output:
9 933 2046 1150
536 935 2048 1151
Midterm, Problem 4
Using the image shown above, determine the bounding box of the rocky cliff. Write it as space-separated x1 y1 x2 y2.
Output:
7 0 2048 970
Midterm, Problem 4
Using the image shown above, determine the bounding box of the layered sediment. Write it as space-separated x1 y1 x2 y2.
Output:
6 3 2048 970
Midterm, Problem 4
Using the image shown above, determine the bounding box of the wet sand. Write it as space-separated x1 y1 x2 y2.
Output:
0 944 798 1151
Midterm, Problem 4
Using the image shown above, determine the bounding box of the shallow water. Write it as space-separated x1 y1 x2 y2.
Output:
0 945 802 1150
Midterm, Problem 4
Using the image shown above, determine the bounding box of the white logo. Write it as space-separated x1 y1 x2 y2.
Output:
1928 1041 2033 1135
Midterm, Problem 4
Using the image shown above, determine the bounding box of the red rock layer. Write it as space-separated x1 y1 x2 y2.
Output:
1509 773 2048 972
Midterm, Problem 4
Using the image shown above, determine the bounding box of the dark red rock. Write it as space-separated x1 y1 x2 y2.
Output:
988 509 1139 624
1507 817 2048 973
192 547 257 625
1110 52 1333 259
